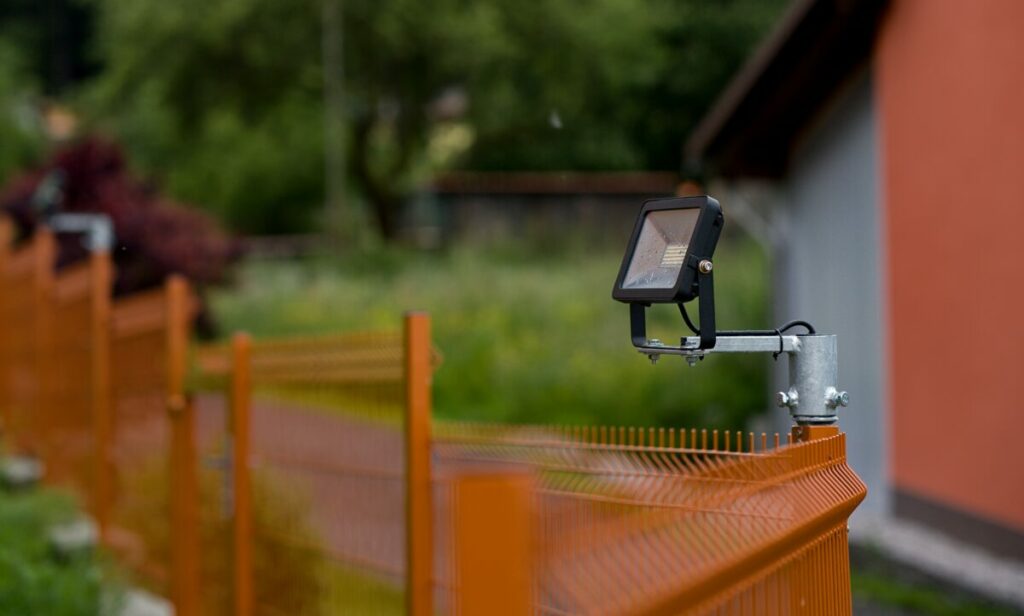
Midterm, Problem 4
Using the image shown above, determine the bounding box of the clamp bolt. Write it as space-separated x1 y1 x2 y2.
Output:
825 387 850 409
698 260 713 274
775 389 798 409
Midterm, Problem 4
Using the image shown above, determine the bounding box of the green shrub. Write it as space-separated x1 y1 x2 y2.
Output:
211 237 771 430
0 41 44 186
0 489 113 615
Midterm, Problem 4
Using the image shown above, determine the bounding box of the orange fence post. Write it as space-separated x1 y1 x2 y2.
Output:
91 249 113 541
404 312 433 616
452 470 533 616
167 276 200 616
230 333 253 616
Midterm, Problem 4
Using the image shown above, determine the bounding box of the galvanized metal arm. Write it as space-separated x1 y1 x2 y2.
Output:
637 334 848 426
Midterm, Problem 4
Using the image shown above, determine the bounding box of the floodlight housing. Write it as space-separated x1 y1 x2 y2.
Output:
612 196 723 304
612 195 724 349
611 194 848 427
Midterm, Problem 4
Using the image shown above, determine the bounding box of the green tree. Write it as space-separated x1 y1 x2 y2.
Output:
629 0 788 170
84 0 326 234
0 40 44 184
85 0 785 238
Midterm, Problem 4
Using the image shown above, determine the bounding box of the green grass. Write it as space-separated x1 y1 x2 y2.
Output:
851 545 1023 616
853 571 1021 616
210 237 772 429
323 563 403 614
0 488 119 615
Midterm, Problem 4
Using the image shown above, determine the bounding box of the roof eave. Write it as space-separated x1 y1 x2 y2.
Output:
685 0 890 180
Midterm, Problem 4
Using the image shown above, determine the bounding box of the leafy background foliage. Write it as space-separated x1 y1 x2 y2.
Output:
74 0 785 237
0 139 237 304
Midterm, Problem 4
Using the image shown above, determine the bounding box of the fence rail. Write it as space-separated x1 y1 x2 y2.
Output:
0 220 865 615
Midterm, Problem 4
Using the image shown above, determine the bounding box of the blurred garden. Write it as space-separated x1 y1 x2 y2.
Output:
3 2 1024 616
0 0 786 431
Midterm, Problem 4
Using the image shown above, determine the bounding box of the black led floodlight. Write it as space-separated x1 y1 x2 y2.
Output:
613 196 723 350
611 194 849 429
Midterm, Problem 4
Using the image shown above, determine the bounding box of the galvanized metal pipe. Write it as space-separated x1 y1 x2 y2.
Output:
640 333 848 426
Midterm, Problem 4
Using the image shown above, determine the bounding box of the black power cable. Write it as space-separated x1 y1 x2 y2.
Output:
678 304 816 337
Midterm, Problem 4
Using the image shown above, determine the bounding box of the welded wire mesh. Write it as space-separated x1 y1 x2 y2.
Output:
192 389 233 616
0 219 866 615
196 331 410 615
0 232 52 453
107 287 175 594
190 344 244 616
38 260 100 505
432 423 865 616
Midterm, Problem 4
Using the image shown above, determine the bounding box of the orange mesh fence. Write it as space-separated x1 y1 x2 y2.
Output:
191 338 244 616
433 423 866 616
192 322 433 615
1 224 200 613
37 252 112 510
0 220 869 616
0 229 55 453
106 276 195 601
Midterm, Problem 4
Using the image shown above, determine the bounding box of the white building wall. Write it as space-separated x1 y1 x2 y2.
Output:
773 73 888 516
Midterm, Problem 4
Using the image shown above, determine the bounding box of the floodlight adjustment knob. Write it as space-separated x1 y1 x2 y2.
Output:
698 260 713 274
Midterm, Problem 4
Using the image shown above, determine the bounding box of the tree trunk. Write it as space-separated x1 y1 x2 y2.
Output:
349 115 404 241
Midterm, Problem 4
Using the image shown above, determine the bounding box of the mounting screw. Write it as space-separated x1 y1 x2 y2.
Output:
698 260 713 274
825 387 850 409
649 354 660 365
685 355 699 367
775 389 798 409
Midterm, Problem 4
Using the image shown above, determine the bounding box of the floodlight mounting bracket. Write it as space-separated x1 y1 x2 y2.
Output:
630 281 846 426
634 332 846 426
629 268 717 350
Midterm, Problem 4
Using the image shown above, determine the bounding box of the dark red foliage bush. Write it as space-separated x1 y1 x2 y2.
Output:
0 136 239 297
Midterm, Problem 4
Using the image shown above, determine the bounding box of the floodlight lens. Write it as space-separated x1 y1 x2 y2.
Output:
621 209 700 289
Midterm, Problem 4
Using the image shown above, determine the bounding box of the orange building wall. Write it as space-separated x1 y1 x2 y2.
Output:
876 0 1024 531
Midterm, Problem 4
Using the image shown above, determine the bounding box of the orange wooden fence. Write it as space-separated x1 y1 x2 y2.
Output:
0 220 866 615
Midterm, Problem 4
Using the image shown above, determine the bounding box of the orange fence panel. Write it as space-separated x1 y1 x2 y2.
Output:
107 275 196 607
187 332 252 616
433 423 865 616
0 221 867 616
448 469 533 615
0 229 55 453
38 251 113 515
193 316 438 615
